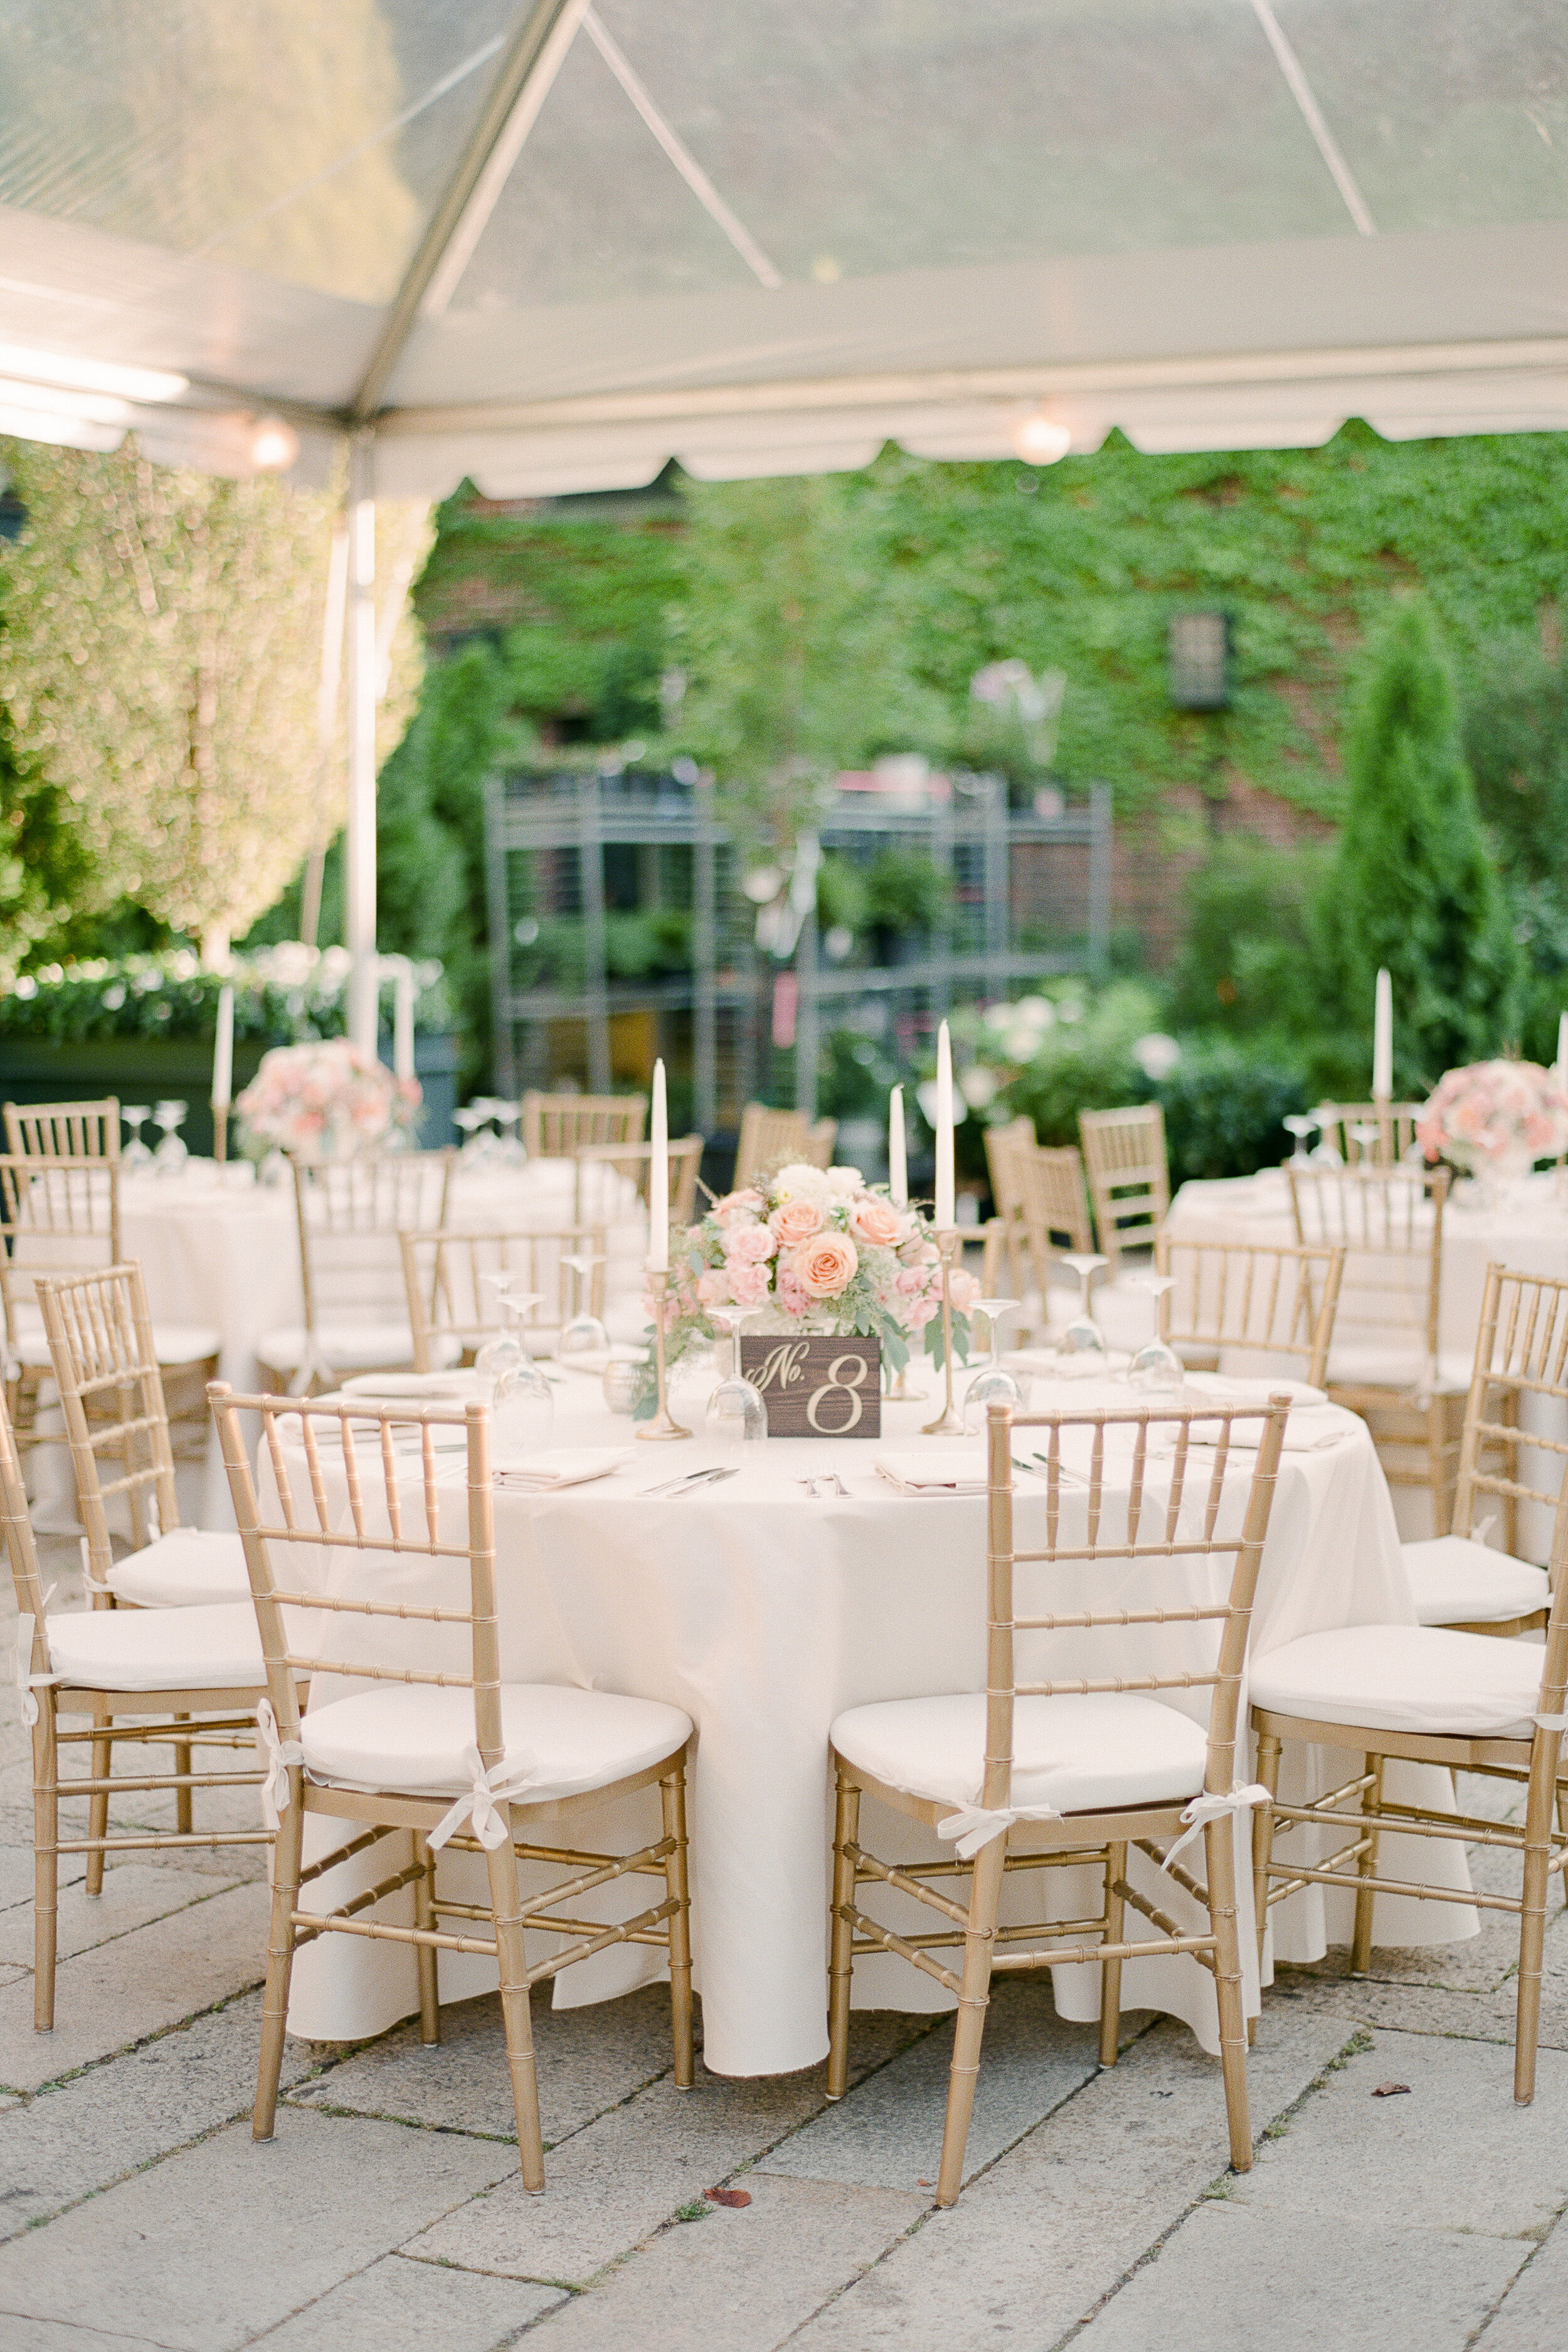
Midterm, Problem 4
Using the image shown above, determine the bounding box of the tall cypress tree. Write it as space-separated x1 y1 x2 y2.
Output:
1317 597 1518 1088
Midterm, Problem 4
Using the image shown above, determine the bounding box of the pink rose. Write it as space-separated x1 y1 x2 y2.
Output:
908 1296 938 1328
895 1266 923 1295
696 1269 732 1308
776 1265 811 1316
949 1269 980 1311
847 1195 903 1249
792 1233 859 1299
770 1198 824 1248
713 1189 765 1223
727 1259 771 1306
724 1221 774 1263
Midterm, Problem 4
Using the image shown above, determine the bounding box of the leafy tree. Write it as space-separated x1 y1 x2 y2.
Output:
1463 630 1568 884
0 696 99 978
1167 834 1330 1039
1315 598 1519 1088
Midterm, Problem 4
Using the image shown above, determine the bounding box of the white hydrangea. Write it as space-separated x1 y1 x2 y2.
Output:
771 1163 835 1207
825 1164 864 1195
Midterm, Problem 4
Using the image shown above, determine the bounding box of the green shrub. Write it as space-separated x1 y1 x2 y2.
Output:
1156 1041 1310 1186
1166 834 1330 1039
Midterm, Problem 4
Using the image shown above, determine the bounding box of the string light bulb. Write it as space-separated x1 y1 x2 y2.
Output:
1014 411 1071 466
249 416 300 474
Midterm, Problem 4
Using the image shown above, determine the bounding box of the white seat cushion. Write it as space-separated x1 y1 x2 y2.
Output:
1251 1624 1545 1740
829 1692 1209 1817
107 1528 251 1609
8 1318 220 1370
256 1322 423 1374
1401 1535 1550 1628
300 1682 692 1804
1327 1345 1471 1395
45 1602 263 1693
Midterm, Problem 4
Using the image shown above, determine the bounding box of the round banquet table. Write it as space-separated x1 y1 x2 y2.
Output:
271 1369 1477 2078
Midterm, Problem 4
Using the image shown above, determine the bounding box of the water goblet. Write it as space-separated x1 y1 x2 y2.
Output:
559 1253 609 1365
1349 1120 1382 1167
454 1104 487 1162
475 1275 534 1386
120 1106 154 1169
490 1290 554 1458
1283 1113 1318 1169
1126 1276 1185 1398
152 1099 188 1173
704 1308 768 1449
962 1298 1025 1433
494 1101 526 1163
1057 1252 1110 1377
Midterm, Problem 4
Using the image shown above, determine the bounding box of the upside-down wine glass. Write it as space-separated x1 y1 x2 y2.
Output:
961 1298 1025 1432
490 1288 554 1458
1057 1251 1110 1377
1283 1114 1318 1170
494 1101 526 1163
559 1253 609 1365
454 1103 488 1162
704 1306 768 1449
1349 1120 1382 1167
152 1099 188 1173
120 1106 154 1169
474 1271 526 1385
1126 1276 1185 1399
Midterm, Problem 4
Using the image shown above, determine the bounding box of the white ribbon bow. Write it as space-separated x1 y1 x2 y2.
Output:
12 1613 58 1728
1161 1784 1271 1872
428 1746 541 1853
255 1699 305 1831
1534 1712 1568 1734
936 1801 1064 1861
80 1537 112 1597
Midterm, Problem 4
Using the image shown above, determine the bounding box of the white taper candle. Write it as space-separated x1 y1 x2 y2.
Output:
1373 968 1393 1099
888 1084 908 1207
211 985 234 1110
649 1059 669 1272
935 1022 955 1229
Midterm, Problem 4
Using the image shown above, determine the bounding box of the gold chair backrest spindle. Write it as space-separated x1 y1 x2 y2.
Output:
4 1099 121 1161
521 1092 647 1160
1077 1105 1170 1273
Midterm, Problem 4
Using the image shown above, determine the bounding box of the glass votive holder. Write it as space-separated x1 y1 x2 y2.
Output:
602 1359 642 1415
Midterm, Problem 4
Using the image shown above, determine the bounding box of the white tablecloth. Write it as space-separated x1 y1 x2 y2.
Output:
273 1370 1476 2075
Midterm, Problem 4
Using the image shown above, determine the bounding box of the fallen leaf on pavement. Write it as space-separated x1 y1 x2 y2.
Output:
1371 2082 1411 2098
705 2186 752 2208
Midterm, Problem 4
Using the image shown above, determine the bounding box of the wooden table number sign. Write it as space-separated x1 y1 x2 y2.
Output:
739 1335 882 1439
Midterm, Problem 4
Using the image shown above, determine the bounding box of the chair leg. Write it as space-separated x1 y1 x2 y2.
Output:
173 1715 193 1838
1351 1756 1384 1977
85 1709 111 1895
34 1706 58 2032
660 1764 694 2090
485 1825 545 2193
411 1832 440 2046
1253 1730 1282 1971
936 1831 1006 2207
1427 1396 1451 1537
1098 1841 1126 2067
826 1772 861 2101
253 1792 304 2141
1515 1754 1559 2104
1205 1815 1253 2174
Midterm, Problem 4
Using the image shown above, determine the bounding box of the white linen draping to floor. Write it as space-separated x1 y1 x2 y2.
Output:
268 1372 1475 2077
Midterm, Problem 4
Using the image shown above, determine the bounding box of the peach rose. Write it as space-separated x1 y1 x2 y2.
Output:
723 1221 774 1263
713 1188 765 1223
726 1259 771 1306
792 1232 859 1299
696 1269 731 1308
847 1195 903 1249
770 1197 824 1248
949 1269 981 1311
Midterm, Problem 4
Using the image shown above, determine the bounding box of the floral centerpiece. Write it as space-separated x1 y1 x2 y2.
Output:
235 1038 421 1162
1417 1059 1568 1178
649 1162 980 1392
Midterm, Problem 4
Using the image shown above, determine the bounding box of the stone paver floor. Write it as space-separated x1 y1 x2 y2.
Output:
3 1545 1567 2350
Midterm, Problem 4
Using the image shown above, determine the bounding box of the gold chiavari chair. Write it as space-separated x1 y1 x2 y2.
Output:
209 1385 694 2187
1398 1262 1568 1636
1251 1453 1568 2102
255 1151 455 1395
982 1118 1038 1301
1311 1101 1423 1168
1286 1163 1463 1534
572 1136 703 1233
733 1104 837 1189
1154 1236 1345 1391
4 1098 120 1160
827 1391 1291 2205
521 1091 647 1159
400 1226 609 1371
0 1382 271 2024
0 1157 219 1464
1078 1104 1170 1274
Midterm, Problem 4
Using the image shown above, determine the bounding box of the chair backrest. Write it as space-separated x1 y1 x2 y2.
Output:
980 1395 1291 1814
522 1092 647 1158
1451 1262 1568 1550
292 1152 455 1337
733 1105 837 1189
400 1226 609 1371
0 1155 120 1341
572 1136 702 1231
1312 1102 1423 1168
1155 1236 1345 1389
982 1118 1036 1296
209 1385 501 1765
1285 1164 1447 1362
4 1099 120 1160
0 1379 48 1629
36 1263 181 1576
1077 1104 1169 1271
1019 1142 1096 1271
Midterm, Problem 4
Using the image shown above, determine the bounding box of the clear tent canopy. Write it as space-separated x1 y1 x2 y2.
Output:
3 0 1567 1036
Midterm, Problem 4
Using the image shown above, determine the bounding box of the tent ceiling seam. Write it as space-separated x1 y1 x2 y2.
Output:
1249 0 1375 236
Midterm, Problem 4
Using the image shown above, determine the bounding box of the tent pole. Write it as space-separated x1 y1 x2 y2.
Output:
345 434 379 1055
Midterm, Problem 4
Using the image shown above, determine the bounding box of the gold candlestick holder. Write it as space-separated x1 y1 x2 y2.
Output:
884 1355 929 1403
922 1228 968 1436
211 1103 229 1165
638 1267 692 1442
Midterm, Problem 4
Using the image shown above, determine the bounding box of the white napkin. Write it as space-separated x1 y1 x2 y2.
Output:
1155 1404 1350 1454
876 1449 987 1497
494 1446 632 1491
340 1371 487 1402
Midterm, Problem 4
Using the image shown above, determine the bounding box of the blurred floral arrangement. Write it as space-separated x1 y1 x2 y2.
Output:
1416 1059 1568 1173
0 943 445 1046
652 1161 978 1383
235 1037 421 1162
